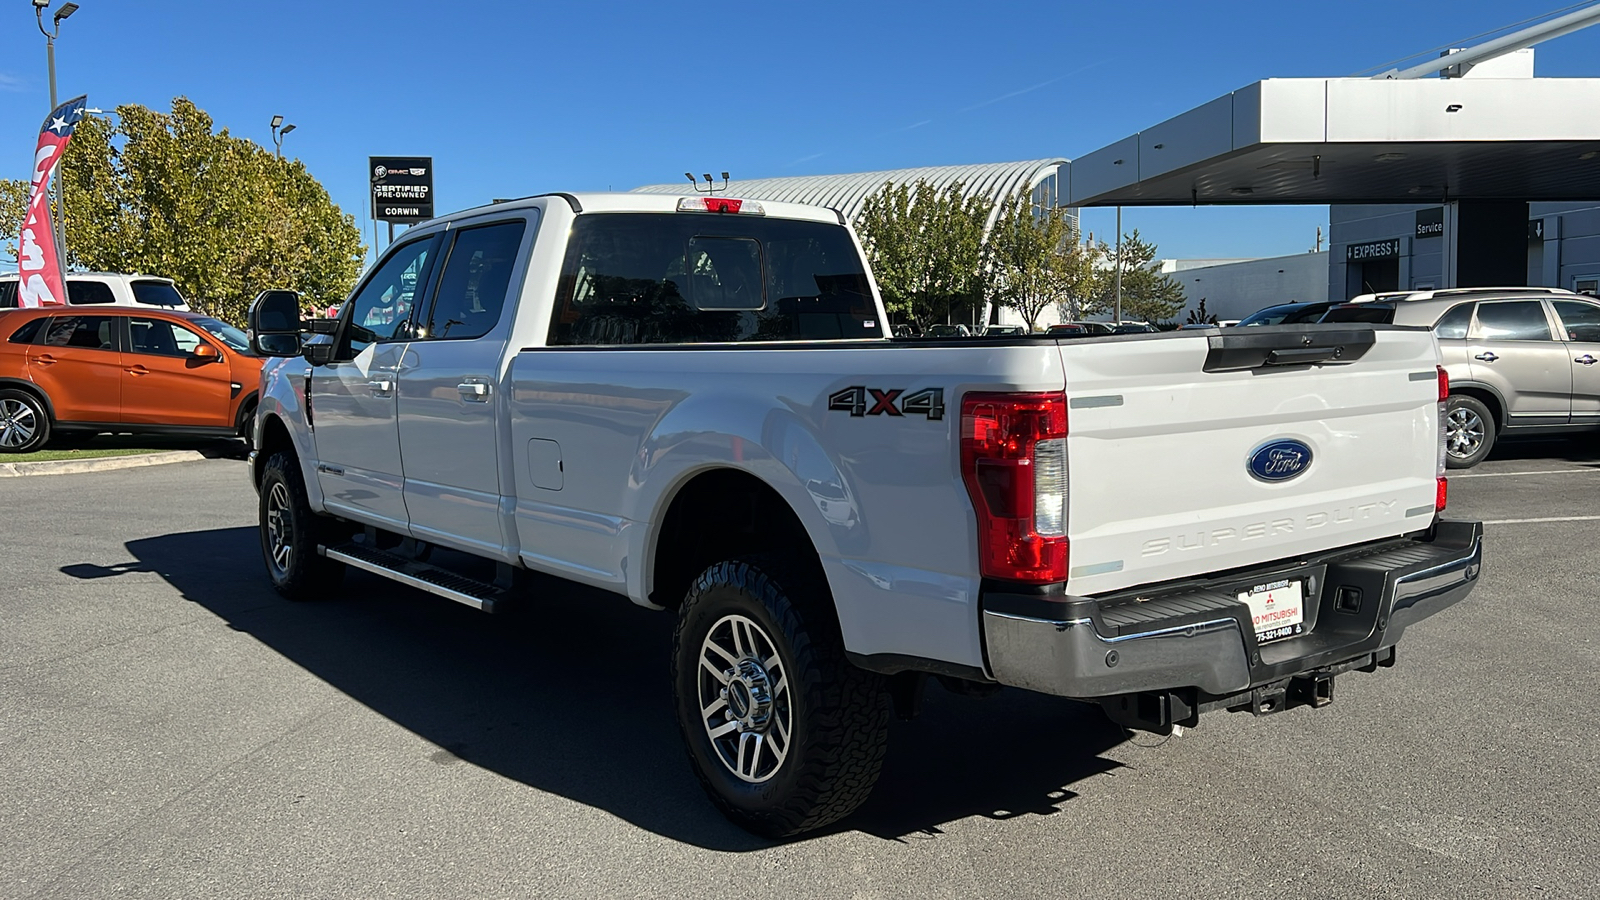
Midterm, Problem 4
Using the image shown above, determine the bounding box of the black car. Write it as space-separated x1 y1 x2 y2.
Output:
1237 301 1339 326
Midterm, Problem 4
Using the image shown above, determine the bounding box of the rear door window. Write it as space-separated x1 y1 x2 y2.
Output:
420 220 527 340
1552 299 1600 342
131 281 187 307
548 213 881 345
1474 301 1554 341
0 281 17 309
42 315 118 351
67 281 116 305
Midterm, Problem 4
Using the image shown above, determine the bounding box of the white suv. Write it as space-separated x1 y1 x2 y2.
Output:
0 272 190 311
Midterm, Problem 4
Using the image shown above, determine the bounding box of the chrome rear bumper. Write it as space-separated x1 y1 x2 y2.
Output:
982 520 1483 698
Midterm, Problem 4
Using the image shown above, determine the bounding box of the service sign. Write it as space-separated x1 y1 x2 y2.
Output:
1415 207 1444 240
370 156 434 223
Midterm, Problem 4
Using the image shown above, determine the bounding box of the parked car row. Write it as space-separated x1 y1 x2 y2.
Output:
0 272 191 311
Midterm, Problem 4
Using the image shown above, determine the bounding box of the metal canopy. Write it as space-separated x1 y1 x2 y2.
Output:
1066 77 1600 207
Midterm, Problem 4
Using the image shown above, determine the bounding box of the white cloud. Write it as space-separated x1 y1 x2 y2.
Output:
0 72 28 92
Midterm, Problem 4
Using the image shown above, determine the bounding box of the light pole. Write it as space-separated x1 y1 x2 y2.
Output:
270 115 296 159
34 0 79 264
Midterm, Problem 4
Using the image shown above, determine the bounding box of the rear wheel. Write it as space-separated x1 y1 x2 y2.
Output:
0 389 49 454
672 557 890 838
1445 395 1496 469
258 451 345 599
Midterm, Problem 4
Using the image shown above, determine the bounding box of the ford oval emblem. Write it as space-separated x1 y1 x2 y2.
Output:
1248 439 1313 482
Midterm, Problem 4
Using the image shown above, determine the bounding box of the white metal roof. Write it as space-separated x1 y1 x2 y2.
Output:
633 159 1067 229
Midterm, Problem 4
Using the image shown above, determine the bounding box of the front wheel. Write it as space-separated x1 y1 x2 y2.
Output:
1445 395 1496 469
258 451 344 599
672 557 890 838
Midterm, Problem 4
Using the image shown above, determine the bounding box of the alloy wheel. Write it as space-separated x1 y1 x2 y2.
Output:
1446 406 1485 459
0 398 38 450
697 614 793 783
264 481 294 576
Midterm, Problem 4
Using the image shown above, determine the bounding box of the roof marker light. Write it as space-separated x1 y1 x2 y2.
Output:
677 197 764 215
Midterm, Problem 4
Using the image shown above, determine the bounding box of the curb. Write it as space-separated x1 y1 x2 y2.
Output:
0 450 211 478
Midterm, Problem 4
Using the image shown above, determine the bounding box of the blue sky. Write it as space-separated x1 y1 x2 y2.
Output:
6 0 1600 269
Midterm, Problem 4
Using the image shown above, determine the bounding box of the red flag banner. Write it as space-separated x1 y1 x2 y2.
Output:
15 94 88 307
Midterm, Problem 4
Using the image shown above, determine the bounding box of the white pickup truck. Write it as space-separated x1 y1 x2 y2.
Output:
245 192 1483 837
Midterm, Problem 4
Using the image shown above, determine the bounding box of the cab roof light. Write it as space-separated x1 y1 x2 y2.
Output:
677 197 764 216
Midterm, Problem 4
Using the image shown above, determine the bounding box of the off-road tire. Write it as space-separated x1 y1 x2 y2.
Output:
671 556 890 838
0 388 50 454
258 451 345 599
1445 394 1496 469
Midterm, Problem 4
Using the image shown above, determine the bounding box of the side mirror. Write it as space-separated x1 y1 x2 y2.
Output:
191 343 221 362
248 289 305 357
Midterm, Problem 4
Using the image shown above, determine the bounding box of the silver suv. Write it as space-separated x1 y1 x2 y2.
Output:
1322 289 1600 467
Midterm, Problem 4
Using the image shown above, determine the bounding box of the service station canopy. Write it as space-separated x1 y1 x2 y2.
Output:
1065 77 1600 207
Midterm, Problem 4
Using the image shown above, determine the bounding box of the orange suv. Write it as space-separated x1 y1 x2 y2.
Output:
0 307 264 453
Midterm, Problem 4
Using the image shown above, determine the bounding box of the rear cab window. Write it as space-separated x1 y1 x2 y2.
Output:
1321 304 1395 324
131 280 187 307
548 213 882 345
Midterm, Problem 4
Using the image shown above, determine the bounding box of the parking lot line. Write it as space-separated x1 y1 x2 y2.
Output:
1483 515 1600 525
1455 468 1599 479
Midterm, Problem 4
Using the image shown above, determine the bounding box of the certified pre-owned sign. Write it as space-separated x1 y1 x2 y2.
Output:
370 156 434 223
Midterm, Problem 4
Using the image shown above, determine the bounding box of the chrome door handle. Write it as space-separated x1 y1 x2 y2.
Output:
1474 352 1498 362
1578 354 1598 366
368 378 395 395
457 382 491 401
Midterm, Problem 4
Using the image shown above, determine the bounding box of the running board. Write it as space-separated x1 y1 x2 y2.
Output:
320 542 504 613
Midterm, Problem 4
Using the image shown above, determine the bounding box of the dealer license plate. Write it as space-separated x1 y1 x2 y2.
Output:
1238 578 1305 644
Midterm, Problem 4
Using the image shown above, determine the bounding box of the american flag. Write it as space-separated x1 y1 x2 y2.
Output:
14 94 88 307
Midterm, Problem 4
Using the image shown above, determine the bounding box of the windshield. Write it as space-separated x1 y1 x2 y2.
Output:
132 280 187 307
1239 305 1296 326
191 316 251 353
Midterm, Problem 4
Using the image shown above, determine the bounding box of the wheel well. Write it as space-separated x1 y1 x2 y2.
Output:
235 391 260 432
650 469 824 610
1452 386 1503 433
254 414 296 488
0 378 53 421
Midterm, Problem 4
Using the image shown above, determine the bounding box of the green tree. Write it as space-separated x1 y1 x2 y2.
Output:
1090 229 1186 323
856 179 991 330
983 189 1094 332
2 97 364 323
1185 297 1219 325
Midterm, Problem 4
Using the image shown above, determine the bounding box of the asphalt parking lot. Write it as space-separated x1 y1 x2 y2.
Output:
2 438 1597 900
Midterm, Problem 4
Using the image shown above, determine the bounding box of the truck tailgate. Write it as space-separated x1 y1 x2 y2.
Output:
1060 326 1442 596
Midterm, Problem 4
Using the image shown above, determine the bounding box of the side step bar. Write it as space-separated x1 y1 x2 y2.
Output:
320 542 505 613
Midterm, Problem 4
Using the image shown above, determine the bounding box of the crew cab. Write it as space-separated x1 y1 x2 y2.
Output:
245 192 1483 838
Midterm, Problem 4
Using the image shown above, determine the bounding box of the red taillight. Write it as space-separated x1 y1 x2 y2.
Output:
1437 365 1449 402
1437 476 1449 511
960 392 1069 584
1436 365 1449 512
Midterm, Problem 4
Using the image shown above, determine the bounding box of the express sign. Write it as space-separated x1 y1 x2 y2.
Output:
370 156 434 223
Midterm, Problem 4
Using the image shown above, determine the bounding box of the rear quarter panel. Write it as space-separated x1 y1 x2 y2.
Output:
509 342 1067 669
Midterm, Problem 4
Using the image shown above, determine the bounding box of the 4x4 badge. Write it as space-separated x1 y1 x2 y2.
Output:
828 386 945 420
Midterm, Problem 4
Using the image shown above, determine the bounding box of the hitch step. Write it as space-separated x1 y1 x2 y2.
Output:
321 542 506 613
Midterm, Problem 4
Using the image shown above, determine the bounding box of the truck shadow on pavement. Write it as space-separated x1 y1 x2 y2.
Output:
97 526 1131 850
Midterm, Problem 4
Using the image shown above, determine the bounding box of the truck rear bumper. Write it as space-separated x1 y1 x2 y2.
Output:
981 520 1483 700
